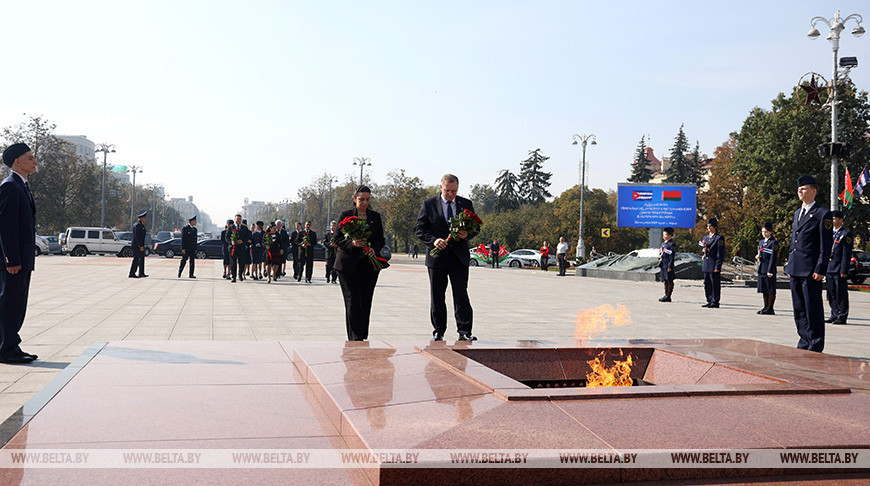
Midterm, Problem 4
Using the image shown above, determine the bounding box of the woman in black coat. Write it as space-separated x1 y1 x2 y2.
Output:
334 186 386 341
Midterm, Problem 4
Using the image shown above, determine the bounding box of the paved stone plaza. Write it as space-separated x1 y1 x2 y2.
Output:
1 254 868 422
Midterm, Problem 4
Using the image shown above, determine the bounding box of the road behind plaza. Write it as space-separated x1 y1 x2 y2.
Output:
0 254 867 420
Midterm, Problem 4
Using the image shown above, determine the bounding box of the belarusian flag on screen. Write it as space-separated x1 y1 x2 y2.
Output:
662 190 682 201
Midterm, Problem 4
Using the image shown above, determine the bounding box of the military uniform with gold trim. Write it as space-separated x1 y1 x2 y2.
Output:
825 215 852 325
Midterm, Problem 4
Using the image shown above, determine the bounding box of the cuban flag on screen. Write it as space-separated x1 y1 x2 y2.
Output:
632 190 653 201
856 167 870 197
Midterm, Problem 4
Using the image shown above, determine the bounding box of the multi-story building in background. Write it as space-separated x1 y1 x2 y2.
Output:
56 134 130 183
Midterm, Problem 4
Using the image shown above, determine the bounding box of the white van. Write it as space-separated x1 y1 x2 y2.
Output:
62 227 133 257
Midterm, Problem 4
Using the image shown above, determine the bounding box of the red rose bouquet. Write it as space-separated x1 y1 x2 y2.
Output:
338 216 389 270
429 208 483 258
301 232 310 258
229 228 241 256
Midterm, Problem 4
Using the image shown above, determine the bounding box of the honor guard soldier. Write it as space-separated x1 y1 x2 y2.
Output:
784 175 833 352
825 210 852 325
324 220 338 283
700 218 724 308
755 222 778 315
178 215 198 279
128 211 148 278
658 227 676 302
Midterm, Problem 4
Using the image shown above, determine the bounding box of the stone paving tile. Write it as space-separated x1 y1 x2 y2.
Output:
0 255 867 424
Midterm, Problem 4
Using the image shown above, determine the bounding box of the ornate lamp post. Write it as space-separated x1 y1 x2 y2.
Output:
326 175 339 225
127 165 143 224
808 10 864 209
572 134 596 260
95 143 115 228
352 156 371 187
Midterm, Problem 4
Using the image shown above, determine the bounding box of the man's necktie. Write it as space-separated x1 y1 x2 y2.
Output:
446 200 454 220
799 208 807 223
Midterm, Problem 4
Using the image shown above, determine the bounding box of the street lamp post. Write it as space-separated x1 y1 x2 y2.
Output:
95 143 115 228
808 10 865 210
352 156 371 187
326 175 338 225
572 134 597 261
127 165 143 224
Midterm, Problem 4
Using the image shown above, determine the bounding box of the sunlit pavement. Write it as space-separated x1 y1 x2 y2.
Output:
0 254 867 421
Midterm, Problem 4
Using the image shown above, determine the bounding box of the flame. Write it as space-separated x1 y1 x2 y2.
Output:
586 350 634 387
573 304 631 346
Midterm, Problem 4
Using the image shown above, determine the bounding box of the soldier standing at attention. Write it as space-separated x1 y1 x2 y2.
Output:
178 215 198 278
658 227 676 302
755 222 778 315
700 218 724 308
784 175 833 352
825 210 852 325
324 220 338 283
128 211 148 278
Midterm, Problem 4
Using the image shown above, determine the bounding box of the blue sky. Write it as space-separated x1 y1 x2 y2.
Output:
1 1 868 221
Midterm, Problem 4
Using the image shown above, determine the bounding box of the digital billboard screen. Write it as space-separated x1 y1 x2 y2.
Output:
617 184 697 228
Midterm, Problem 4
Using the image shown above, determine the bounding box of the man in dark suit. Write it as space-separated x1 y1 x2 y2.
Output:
0 143 38 363
700 217 725 308
324 220 338 283
415 174 478 341
290 221 303 280
784 175 833 352
128 211 148 278
301 220 317 283
227 214 250 282
825 210 852 325
489 239 499 268
178 215 198 278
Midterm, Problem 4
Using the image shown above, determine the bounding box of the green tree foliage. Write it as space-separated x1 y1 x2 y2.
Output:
493 169 520 212
628 135 653 183
732 80 870 251
469 183 497 215
664 124 702 185
518 148 552 204
380 169 431 251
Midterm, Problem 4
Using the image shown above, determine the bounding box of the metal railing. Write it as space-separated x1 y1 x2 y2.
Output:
731 256 756 280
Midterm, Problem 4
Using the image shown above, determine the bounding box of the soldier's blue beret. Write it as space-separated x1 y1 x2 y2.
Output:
137 211 148 218
707 218 718 227
797 175 819 187
762 222 773 231
2 143 30 167
830 210 844 219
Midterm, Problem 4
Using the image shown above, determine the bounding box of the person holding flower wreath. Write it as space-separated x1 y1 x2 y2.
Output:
415 173 479 342
334 186 387 341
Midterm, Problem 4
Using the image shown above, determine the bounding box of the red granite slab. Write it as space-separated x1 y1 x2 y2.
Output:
88 340 292 365
554 397 782 449
690 394 870 448
65 362 306 386
695 363 786 385
451 348 566 381
643 349 714 385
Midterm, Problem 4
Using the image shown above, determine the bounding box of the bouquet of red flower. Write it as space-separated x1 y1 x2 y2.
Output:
429 208 483 258
229 228 241 256
338 216 389 270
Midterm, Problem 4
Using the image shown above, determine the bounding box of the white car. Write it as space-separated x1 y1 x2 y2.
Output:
504 249 559 268
35 235 49 256
62 227 134 257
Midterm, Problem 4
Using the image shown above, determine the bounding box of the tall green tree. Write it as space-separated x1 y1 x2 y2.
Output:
732 79 870 250
380 169 430 250
469 183 497 215
664 124 701 184
628 135 653 183
493 169 520 212
518 148 552 204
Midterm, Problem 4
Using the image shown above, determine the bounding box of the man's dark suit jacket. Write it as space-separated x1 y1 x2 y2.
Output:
0 173 35 271
334 209 385 274
415 195 477 268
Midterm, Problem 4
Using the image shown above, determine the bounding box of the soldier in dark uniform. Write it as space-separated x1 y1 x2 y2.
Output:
0 143 38 363
227 214 250 282
825 210 852 325
755 222 778 315
490 239 499 268
324 220 338 283
178 215 198 279
220 219 232 279
658 227 676 302
784 175 833 352
275 220 290 278
128 211 148 278
290 221 303 280
700 218 724 308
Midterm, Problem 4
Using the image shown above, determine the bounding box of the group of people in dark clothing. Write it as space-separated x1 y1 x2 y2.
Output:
218 215 338 284
658 175 854 353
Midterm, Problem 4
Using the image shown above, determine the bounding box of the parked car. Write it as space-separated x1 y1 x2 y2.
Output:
153 238 183 258
62 227 134 257
195 238 224 259
155 231 174 243
287 243 327 262
40 235 63 254
849 249 870 284
116 231 154 255
469 246 507 267
34 236 49 256
504 249 559 268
